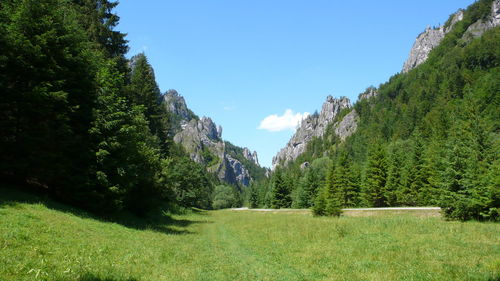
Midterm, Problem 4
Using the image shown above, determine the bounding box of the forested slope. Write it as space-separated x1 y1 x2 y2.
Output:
261 0 499 221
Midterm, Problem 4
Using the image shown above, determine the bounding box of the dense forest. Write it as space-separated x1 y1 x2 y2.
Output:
1 0 498 222
0 0 248 214
253 0 499 221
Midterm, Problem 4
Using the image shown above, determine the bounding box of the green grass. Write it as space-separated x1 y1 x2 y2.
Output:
0 188 499 281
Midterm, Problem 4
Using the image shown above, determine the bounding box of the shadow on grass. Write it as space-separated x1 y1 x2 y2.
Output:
75 273 139 281
0 185 211 235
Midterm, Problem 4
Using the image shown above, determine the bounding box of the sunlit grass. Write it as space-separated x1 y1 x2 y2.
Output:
0 188 499 281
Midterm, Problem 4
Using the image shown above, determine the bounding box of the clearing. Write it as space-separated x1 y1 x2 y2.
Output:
0 188 499 281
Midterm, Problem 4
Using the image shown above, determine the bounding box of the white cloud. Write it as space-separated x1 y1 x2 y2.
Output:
258 109 310 132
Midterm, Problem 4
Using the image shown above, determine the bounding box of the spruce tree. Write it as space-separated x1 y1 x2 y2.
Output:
127 53 169 148
363 144 388 207
271 170 291 208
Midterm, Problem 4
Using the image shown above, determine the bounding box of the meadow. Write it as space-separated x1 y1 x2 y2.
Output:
0 188 499 281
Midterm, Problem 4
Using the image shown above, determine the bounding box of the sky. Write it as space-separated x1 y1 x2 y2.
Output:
116 0 474 168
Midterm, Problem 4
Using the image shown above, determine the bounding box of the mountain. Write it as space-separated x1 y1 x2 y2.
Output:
273 0 500 170
272 96 354 168
263 0 499 220
163 90 266 186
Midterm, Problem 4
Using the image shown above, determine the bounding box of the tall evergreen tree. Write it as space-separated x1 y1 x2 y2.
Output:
271 170 291 208
363 144 388 207
127 53 169 148
0 0 96 191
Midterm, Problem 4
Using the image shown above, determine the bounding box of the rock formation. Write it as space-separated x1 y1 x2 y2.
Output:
403 0 499 73
164 90 258 186
402 10 464 73
463 0 500 40
272 96 352 168
243 147 260 166
358 87 378 101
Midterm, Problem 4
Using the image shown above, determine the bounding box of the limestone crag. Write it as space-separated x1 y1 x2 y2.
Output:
163 90 196 127
358 87 378 101
173 117 224 164
463 0 500 40
165 90 256 186
272 96 352 168
402 10 464 73
403 0 499 73
243 147 260 166
335 110 359 141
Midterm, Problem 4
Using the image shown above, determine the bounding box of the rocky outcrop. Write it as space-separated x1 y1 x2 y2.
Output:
243 147 260 166
335 110 359 141
403 0 499 73
173 117 224 164
166 91 256 186
463 0 500 40
272 96 351 168
402 10 464 73
358 87 378 101
163 90 197 126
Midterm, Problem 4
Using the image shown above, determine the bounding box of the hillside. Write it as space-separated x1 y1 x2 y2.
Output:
264 0 499 220
1 187 498 281
163 89 267 186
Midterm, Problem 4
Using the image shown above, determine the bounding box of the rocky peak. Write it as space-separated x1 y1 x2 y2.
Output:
402 9 464 73
272 95 352 168
358 87 378 101
198 117 220 141
163 89 192 123
403 0 499 73
243 148 260 166
167 90 258 186
463 0 500 39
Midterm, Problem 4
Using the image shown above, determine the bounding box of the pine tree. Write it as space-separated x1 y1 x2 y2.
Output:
271 170 291 208
363 144 388 207
89 59 162 213
333 152 358 207
0 0 96 192
385 141 406 206
127 53 169 148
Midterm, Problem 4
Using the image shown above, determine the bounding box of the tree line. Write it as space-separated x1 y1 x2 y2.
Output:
250 0 499 221
0 0 234 214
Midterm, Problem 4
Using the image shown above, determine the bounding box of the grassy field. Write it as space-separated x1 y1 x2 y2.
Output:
0 188 499 281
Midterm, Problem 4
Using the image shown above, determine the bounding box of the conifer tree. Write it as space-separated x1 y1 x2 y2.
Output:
363 144 388 207
271 170 291 208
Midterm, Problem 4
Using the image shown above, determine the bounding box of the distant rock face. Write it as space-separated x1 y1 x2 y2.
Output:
403 0 499 73
243 147 260 166
163 90 193 125
358 87 378 101
402 10 464 73
463 0 500 40
335 110 359 141
166 91 256 186
272 96 351 168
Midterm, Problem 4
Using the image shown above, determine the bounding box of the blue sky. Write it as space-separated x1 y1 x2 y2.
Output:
116 0 474 168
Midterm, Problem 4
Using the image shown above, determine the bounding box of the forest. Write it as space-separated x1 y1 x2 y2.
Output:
250 0 499 221
0 0 498 223
0 0 223 215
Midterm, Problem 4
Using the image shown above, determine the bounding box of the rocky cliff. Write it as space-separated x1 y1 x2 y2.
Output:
272 96 354 168
402 10 464 73
463 0 500 40
403 0 499 73
164 90 261 186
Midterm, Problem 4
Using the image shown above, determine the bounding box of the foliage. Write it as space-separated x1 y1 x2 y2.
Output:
212 185 239 209
264 0 499 220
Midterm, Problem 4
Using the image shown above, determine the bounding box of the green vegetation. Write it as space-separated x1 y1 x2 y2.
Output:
1 188 499 281
0 0 214 214
254 0 499 221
